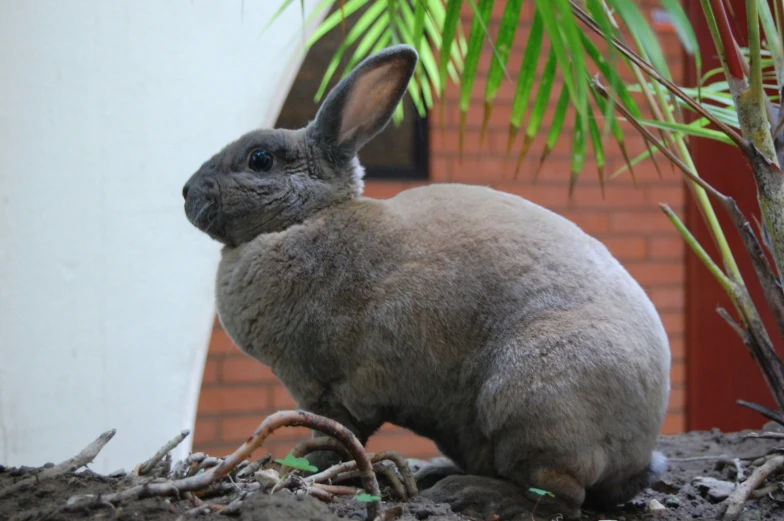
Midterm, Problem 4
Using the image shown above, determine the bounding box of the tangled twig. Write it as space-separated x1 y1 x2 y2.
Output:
307 450 418 501
235 455 271 479
291 436 352 460
0 429 116 499
724 455 784 520
66 410 383 519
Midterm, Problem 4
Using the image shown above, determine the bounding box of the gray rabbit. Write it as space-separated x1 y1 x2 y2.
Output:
182 44 670 519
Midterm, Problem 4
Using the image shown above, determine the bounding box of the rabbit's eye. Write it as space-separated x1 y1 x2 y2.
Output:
248 149 273 172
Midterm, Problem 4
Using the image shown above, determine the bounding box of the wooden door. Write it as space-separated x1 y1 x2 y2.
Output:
684 0 782 431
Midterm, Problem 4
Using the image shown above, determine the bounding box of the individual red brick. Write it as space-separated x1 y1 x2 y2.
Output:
624 261 684 286
649 286 685 311
649 236 685 259
669 335 685 360
661 412 686 434
493 183 571 209
219 415 301 443
221 356 278 385
271 385 298 410
208 328 242 357
365 432 440 459
449 155 512 183
193 418 218 446
668 386 685 413
265 440 308 459
597 237 647 261
559 211 611 235
429 156 451 182
646 185 686 206
565 185 648 209
660 311 686 335
671 361 686 386
608 161 680 186
610 211 677 234
197 386 267 415
201 359 220 386
430 128 493 155
363 181 426 199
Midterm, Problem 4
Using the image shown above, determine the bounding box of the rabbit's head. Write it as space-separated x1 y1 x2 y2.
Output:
182 44 418 246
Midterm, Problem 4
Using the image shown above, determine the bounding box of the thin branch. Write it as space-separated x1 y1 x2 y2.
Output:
312 483 361 496
661 204 734 294
737 400 784 426
137 430 190 476
370 451 418 499
235 455 271 479
742 431 784 440
306 451 418 500
717 307 750 341
291 436 352 461
333 462 409 500
670 454 766 462
724 455 784 520
0 429 116 499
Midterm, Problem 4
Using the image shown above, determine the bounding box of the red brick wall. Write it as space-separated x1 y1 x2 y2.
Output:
193 0 686 460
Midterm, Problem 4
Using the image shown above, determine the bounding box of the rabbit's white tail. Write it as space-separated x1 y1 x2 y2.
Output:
648 450 668 481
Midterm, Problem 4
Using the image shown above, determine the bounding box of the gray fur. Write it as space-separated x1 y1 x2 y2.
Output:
182 44 671 519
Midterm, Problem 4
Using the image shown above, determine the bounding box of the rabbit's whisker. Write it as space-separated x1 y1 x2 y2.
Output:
193 201 214 224
204 212 218 233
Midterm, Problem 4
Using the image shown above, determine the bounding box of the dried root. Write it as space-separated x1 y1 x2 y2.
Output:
40 410 425 520
724 455 784 520
0 429 116 499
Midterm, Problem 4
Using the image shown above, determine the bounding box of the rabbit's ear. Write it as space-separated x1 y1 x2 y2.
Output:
307 44 418 159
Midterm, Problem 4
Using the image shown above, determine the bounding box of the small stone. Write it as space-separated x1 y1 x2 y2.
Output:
254 468 281 490
664 496 680 508
692 476 736 503
652 479 681 494
647 499 666 514
740 509 762 521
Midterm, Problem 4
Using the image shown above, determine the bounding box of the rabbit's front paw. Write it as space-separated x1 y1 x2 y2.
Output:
413 457 465 491
420 474 577 521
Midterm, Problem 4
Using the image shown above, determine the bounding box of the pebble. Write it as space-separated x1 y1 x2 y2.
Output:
254 468 281 490
692 476 736 503
647 498 666 514
664 496 680 508
740 509 762 521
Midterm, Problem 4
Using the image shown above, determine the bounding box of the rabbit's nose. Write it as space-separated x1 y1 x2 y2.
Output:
182 183 190 200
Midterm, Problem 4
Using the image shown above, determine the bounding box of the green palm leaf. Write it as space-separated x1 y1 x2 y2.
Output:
482 0 524 143
459 0 494 155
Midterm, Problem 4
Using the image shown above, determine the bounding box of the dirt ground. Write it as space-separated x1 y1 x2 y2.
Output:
2 424 784 521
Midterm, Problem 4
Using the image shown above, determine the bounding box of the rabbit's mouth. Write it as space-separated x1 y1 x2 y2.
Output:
184 196 227 243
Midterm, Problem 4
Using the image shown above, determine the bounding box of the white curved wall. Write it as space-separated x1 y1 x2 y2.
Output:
0 0 328 473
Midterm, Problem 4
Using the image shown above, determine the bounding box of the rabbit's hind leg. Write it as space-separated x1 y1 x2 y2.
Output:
511 464 585 520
